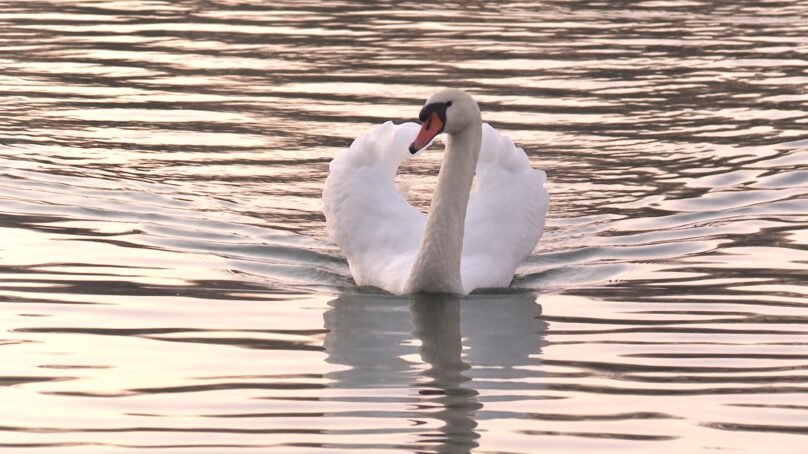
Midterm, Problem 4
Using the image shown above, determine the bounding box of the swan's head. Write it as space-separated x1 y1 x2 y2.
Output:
409 88 481 154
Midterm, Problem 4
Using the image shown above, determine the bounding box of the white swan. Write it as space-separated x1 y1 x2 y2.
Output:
323 89 549 295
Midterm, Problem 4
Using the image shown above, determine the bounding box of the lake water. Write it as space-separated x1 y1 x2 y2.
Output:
1 1 807 452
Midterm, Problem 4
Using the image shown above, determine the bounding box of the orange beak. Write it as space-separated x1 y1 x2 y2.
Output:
409 111 444 154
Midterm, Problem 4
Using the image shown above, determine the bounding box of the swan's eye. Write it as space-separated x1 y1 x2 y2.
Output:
446 101 453 107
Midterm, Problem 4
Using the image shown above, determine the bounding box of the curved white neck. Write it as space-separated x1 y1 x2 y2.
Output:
407 123 482 294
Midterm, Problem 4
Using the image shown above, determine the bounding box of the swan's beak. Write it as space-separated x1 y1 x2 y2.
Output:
409 111 444 154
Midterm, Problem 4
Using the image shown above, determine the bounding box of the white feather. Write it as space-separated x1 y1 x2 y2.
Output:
323 121 549 295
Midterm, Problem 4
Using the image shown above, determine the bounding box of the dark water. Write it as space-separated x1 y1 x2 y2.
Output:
1 1 807 452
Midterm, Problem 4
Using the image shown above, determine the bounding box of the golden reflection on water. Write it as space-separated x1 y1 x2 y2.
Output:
0 0 807 452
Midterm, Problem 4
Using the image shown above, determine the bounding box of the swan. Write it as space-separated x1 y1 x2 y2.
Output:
323 88 549 295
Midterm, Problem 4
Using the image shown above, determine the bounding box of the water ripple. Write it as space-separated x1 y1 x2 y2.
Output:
0 0 806 452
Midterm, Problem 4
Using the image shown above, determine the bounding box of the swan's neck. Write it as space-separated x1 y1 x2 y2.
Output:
407 124 482 294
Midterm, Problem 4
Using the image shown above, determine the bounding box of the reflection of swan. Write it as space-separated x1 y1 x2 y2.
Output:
323 292 547 451
410 295 480 453
323 89 549 295
323 294 417 388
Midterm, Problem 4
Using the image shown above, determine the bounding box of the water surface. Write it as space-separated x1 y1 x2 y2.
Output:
1 0 807 452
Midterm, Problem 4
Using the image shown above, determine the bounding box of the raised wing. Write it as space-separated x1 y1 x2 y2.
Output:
461 123 549 293
323 122 425 294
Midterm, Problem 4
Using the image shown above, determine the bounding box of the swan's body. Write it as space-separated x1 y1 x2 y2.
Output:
323 89 548 295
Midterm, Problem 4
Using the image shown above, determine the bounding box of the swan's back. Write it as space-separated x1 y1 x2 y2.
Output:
323 122 548 295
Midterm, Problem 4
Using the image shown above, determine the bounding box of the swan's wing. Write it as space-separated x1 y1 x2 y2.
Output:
461 123 549 293
323 122 425 294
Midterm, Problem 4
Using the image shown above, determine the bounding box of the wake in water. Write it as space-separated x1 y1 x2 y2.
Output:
0 0 807 451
